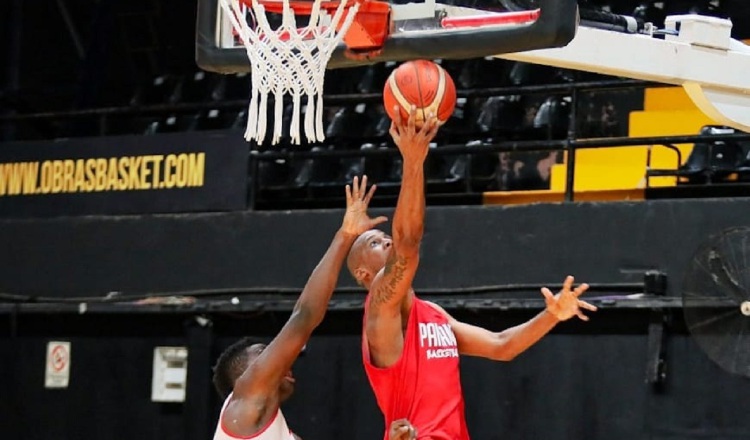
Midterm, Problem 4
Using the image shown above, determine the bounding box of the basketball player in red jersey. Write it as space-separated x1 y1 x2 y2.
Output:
210 176 387 440
347 106 598 440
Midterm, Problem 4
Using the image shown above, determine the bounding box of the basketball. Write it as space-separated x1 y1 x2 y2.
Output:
383 60 457 127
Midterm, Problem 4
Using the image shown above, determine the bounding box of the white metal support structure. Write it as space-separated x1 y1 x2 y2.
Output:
497 15 750 132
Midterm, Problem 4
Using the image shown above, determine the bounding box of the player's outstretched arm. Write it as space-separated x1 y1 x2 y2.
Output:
428 276 598 361
233 177 386 397
369 106 439 311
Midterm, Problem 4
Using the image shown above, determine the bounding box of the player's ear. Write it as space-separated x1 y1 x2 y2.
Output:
355 267 370 285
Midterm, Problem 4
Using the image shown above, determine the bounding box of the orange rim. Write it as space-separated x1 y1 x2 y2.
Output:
238 0 356 15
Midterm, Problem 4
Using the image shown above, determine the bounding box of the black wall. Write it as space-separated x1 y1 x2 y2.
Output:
2 198 750 439
1 198 749 296
2 326 750 440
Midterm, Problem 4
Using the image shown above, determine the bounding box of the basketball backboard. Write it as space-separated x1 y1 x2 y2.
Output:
196 0 579 73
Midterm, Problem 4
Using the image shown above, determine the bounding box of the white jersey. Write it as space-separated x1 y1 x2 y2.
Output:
213 395 296 440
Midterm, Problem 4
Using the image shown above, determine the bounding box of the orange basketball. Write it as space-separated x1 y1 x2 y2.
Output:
383 60 457 127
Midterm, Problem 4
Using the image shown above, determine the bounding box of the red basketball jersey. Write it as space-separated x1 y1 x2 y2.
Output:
362 295 470 440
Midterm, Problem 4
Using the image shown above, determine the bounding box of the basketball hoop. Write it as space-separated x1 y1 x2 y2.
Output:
219 0 363 145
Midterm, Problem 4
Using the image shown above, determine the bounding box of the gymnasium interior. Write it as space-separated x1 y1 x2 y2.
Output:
2 1 750 439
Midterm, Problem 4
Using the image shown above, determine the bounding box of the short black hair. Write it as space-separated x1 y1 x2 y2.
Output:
212 337 266 399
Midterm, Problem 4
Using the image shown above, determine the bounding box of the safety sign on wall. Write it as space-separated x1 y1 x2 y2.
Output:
45 341 71 389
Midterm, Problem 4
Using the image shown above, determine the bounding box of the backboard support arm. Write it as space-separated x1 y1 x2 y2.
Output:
497 15 750 132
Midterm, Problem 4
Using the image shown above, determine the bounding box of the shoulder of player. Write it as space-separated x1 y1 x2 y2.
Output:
422 300 443 313
221 393 278 437
422 300 455 321
227 370 281 413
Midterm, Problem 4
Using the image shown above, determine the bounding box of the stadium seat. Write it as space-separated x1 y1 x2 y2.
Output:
533 95 571 139
361 142 401 195
175 71 222 103
194 109 241 131
677 126 750 184
143 114 199 134
130 74 181 106
218 73 252 100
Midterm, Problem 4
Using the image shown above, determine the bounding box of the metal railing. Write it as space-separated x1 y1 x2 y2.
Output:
3 77 750 208
248 132 750 207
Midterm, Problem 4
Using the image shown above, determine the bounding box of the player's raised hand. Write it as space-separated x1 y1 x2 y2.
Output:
389 105 439 164
541 275 598 322
389 419 417 440
341 175 388 237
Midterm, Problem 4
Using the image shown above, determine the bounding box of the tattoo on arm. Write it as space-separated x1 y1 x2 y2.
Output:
372 254 408 306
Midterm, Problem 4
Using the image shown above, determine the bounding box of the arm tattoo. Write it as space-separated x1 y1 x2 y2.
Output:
372 253 408 306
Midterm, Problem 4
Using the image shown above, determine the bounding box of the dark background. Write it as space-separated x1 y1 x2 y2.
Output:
0 198 749 296
3 1 750 439
1 199 750 439
3 329 750 440
2 0 750 116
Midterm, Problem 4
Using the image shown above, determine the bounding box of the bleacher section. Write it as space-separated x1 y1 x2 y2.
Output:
483 86 750 206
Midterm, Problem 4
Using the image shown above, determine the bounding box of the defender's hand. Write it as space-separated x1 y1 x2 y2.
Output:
541 275 598 322
389 419 417 440
389 105 440 164
341 175 387 237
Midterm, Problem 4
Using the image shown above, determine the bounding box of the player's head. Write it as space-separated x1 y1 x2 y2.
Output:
347 229 392 288
212 337 295 401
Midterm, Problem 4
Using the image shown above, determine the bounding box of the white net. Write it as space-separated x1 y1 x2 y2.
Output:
220 0 360 145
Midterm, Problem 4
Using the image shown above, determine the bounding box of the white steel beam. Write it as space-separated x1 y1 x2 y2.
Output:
496 15 750 131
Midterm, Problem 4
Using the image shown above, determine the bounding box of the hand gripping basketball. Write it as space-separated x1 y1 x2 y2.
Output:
389 106 439 164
